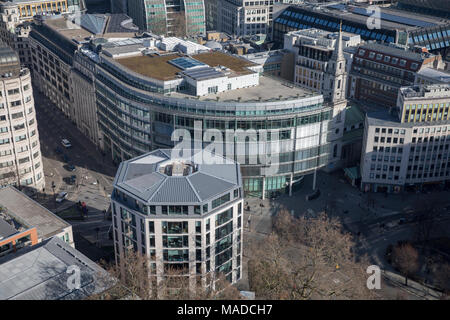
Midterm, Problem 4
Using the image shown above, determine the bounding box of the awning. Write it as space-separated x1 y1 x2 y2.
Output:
344 166 361 181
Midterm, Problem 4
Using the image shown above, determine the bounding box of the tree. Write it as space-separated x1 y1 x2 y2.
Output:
412 194 445 245
433 263 450 294
148 16 167 36
325 197 338 215
171 12 187 37
249 209 376 299
88 250 241 300
391 242 419 286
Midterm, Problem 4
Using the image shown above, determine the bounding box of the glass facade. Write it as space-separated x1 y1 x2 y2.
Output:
96 55 331 198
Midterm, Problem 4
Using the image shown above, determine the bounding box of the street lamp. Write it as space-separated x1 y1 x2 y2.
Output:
51 181 56 208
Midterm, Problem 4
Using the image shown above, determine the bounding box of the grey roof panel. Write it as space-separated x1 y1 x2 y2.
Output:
0 219 17 239
114 149 242 204
196 163 239 185
123 172 165 193
188 172 236 201
150 177 200 203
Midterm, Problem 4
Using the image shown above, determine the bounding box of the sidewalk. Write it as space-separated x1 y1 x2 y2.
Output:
383 270 442 300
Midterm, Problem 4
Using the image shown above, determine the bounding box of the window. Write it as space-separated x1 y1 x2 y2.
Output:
162 221 188 234
216 208 233 227
212 193 231 209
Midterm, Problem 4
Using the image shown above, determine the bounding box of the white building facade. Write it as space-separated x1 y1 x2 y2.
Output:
0 45 44 191
206 0 274 38
111 149 244 290
360 84 450 193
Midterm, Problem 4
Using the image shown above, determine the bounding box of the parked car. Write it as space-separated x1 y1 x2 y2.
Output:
56 191 68 203
61 139 72 148
63 175 77 185
64 164 76 172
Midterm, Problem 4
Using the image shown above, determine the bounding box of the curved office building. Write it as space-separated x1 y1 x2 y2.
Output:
85 38 332 198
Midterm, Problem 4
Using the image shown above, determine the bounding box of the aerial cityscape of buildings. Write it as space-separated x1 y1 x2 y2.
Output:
0 0 449 303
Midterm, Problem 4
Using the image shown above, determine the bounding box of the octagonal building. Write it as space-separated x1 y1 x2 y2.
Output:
111 149 244 289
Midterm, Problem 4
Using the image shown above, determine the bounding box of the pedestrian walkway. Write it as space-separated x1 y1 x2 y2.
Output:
382 270 442 300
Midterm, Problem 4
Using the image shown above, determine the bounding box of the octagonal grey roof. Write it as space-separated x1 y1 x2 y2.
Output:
113 149 242 204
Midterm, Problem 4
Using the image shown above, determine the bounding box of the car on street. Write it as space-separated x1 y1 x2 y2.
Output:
63 175 77 185
64 164 76 172
61 139 72 148
56 191 68 203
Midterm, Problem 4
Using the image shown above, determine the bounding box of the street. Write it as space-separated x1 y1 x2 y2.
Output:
33 90 117 262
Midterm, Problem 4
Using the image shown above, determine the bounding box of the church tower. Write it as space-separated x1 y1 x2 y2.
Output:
323 21 348 172
324 21 347 104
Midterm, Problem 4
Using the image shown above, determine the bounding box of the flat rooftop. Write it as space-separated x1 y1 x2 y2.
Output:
367 110 450 128
116 51 258 81
117 53 184 81
43 14 138 43
417 68 450 83
174 76 316 102
44 17 93 41
0 237 114 300
0 186 70 240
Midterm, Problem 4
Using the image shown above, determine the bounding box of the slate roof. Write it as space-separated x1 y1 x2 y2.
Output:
0 237 115 300
114 149 242 204
359 42 427 62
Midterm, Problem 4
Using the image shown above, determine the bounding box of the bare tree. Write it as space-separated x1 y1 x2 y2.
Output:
249 209 376 299
88 250 241 300
412 194 444 244
171 12 187 37
325 197 338 215
391 243 419 286
433 263 450 294
148 16 167 36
